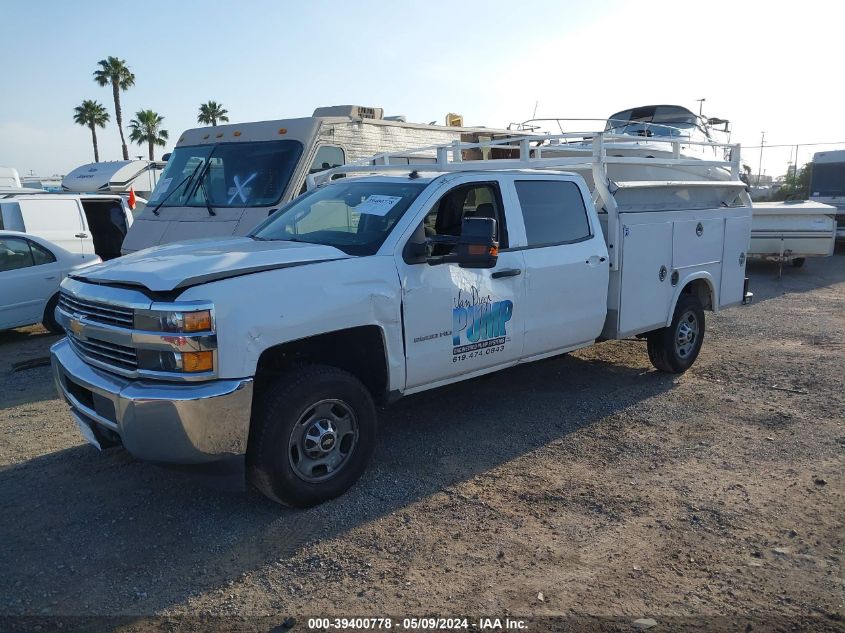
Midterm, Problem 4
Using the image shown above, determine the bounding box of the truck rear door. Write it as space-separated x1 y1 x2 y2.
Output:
397 175 527 390
503 176 609 358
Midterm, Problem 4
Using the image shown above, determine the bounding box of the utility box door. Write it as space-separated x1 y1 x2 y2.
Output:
720 215 752 308
672 218 724 269
618 221 674 334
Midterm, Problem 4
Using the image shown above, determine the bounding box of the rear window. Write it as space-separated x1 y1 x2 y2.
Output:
515 180 591 246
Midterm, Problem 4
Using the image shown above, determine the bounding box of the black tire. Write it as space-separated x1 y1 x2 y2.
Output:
247 364 377 507
646 294 705 374
42 294 63 334
791 257 805 268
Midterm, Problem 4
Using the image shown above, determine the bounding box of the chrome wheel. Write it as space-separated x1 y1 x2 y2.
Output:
288 399 358 483
675 310 699 359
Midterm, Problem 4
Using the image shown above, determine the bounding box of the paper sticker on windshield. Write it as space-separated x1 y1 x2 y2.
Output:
356 195 403 216
150 178 172 202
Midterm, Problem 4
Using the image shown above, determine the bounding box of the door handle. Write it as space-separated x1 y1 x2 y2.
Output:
586 255 607 264
44 276 57 280
75 233 89 238
492 268 522 279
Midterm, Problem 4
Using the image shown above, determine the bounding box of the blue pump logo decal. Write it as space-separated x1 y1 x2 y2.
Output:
452 286 513 355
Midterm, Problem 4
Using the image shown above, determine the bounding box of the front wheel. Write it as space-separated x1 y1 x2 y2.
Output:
791 257 805 268
247 364 377 507
646 294 705 373
42 293 63 334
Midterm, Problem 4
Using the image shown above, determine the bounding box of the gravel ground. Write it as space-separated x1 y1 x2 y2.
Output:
0 250 843 632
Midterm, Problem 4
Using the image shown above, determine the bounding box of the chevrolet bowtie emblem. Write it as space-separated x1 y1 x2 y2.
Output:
69 318 84 337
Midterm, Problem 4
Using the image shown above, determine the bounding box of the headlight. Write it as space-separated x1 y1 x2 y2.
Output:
137 350 215 373
133 303 216 376
134 308 213 333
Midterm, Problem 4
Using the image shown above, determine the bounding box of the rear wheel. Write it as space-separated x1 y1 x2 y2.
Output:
247 364 377 507
647 294 705 373
42 294 63 334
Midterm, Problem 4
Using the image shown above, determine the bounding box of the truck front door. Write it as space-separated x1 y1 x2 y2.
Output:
398 177 526 390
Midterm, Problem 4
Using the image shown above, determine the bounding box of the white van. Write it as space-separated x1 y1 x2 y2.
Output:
0 194 133 261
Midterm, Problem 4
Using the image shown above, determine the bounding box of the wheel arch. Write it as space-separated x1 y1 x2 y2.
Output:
665 273 717 327
254 325 390 403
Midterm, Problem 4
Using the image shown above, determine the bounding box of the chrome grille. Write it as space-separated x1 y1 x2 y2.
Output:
59 292 134 328
68 336 138 371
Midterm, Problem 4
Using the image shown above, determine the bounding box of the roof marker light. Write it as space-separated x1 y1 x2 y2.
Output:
278 128 287 135
233 131 242 137
216 132 224 138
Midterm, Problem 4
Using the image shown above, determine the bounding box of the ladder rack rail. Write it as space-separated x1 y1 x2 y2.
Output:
306 132 746 272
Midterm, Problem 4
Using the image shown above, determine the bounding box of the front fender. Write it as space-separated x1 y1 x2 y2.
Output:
176 257 405 390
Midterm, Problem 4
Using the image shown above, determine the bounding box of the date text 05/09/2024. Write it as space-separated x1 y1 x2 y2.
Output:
306 617 528 630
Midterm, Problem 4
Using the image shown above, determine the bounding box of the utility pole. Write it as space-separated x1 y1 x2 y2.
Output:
756 131 766 187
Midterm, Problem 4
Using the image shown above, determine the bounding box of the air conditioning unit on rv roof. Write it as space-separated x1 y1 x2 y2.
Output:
312 105 384 120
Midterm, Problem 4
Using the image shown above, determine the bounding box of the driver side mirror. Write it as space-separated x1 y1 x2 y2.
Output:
403 217 499 268
432 217 499 269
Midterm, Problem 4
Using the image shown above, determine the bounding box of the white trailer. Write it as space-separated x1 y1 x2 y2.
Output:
121 105 520 253
0 167 22 189
62 159 164 200
748 200 837 269
810 150 845 240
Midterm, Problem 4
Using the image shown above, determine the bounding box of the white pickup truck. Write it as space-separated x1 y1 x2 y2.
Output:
51 135 752 506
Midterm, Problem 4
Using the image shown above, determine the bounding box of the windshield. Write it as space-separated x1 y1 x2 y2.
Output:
149 140 303 208
811 162 845 196
605 106 704 139
252 180 426 256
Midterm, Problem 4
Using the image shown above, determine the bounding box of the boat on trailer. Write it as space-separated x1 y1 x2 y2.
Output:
506 104 736 187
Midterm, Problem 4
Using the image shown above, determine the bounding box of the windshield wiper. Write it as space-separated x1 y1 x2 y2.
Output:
149 161 204 216
198 172 216 216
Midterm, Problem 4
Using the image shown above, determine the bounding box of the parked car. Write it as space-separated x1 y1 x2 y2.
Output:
0 193 133 262
0 231 101 332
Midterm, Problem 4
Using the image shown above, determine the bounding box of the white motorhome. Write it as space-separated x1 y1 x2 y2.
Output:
52 131 752 507
0 193 133 261
122 105 519 253
62 159 164 201
810 150 845 239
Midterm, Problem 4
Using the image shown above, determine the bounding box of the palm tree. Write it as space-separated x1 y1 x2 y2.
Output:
128 110 169 160
197 101 229 126
73 100 110 163
93 56 135 160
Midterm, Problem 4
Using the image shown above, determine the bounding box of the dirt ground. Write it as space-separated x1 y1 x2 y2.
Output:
1 251 843 633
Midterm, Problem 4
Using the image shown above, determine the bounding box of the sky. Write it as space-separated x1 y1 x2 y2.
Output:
1 0 842 178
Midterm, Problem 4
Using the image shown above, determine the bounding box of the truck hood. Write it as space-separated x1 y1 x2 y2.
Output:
73 237 350 292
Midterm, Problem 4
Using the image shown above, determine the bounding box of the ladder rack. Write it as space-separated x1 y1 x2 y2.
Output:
308 131 742 188
306 131 748 272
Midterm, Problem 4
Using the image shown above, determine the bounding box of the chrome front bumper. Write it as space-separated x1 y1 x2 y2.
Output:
51 338 254 469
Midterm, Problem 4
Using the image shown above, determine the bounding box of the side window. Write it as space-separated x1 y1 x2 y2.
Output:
0 237 35 272
309 145 345 174
299 145 346 194
30 241 57 265
515 180 591 247
420 183 507 256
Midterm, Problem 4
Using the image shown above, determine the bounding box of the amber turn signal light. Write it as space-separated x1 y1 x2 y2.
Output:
183 311 212 332
182 351 214 373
